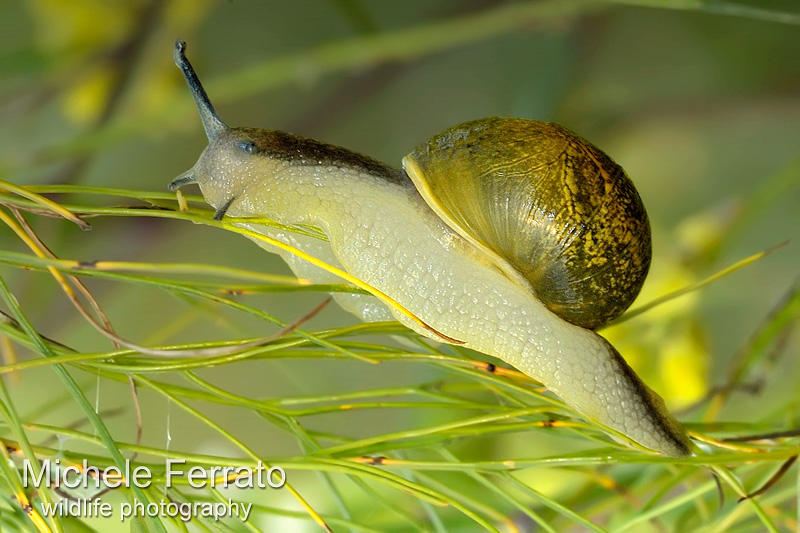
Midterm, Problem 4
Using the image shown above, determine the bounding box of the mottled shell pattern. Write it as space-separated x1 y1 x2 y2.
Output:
402 117 651 330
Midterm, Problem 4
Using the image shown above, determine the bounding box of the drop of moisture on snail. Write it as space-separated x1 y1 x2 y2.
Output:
169 41 693 457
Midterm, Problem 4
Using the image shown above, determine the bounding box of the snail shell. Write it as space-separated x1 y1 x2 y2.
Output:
404 118 651 330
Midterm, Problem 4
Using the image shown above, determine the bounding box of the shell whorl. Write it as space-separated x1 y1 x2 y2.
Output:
403 117 651 329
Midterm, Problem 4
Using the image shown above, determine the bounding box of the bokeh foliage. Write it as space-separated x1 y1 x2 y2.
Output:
0 0 798 531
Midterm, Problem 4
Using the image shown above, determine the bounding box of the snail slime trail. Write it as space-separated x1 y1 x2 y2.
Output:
170 41 692 457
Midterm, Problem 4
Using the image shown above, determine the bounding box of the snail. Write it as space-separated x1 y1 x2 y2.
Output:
169 41 692 457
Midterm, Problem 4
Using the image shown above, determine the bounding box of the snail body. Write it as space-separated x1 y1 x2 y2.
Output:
170 41 691 457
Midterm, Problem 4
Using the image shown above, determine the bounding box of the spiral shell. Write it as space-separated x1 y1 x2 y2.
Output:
402 117 651 329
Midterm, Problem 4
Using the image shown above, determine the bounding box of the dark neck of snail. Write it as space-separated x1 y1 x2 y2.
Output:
233 127 411 187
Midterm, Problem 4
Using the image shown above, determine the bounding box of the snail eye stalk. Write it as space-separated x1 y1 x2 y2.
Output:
173 40 227 141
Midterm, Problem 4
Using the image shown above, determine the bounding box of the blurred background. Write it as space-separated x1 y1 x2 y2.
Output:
0 0 798 531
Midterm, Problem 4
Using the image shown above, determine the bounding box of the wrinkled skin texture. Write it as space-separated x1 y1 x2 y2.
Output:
174 126 692 457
